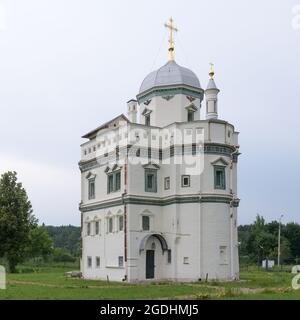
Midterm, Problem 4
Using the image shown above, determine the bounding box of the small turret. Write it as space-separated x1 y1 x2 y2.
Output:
205 63 219 120
127 99 137 123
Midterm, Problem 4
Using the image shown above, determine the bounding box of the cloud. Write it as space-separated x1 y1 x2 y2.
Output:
0 153 80 226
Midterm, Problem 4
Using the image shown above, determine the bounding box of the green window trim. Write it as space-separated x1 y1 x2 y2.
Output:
88 179 95 200
142 215 150 231
145 169 157 193
214 166 226 190
107 170 121 194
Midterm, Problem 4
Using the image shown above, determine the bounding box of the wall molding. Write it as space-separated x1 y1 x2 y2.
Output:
80 195 240 212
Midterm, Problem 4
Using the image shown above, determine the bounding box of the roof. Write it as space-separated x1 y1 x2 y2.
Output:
82 114 129 139
206 78 219 90
139 60 201 94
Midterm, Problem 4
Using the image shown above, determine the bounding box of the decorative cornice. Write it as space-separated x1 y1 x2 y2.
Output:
137 86 203 104
80 195 239 212
79 143 236 173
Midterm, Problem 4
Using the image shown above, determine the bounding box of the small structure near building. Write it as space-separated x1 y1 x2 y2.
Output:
262 259 275 269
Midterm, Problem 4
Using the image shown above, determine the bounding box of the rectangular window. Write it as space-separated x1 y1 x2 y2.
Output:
87 256 92 268
181 175 190 187
183 257 189 264
167 249 172 264
96 256 100 268
108 174 114 193
87 222 91 236
108 217 113 233
187 110 194 122
145 169 157 192
147 174 154 189
95 221 99 235
192 143 196 155
118 256 124 267
88 179 95 199
145 114 150 126
119 216 124 231
214 166 226 189
164 177 170 190
142 215 150 231
107 171 121 193
148 147 151 160
115 171 121 191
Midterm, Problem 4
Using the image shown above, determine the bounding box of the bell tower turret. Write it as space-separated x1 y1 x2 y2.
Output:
205 63 219 120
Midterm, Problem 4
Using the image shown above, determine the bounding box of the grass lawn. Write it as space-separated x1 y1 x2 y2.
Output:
0 266 299 300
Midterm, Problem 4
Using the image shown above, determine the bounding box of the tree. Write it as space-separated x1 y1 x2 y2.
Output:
283 223 300 259
45 225 81 257
52 248 76 263
25 225 53 260
0 171 37 272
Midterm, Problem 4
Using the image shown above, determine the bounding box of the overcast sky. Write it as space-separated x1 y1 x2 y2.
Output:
0 0 299 226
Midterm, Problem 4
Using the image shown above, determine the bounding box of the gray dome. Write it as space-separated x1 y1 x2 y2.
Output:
139 60 201 94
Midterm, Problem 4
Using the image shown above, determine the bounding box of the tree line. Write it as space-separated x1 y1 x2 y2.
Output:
239 215 300 265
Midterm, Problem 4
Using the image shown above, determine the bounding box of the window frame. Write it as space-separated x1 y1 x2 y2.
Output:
115 171 121 191
181 175 191 188
187 110 195 122
145 113 151 126
183 257 189 264
95 220 100 235
167 249 172 264
88 178 95 200
214 166 226 190
107 170 121 194
118 215 124 232
145 169 157 193
108 217 113 233
87 256 92 268
87 222 91 236
142 215 150 231
118 256 124 267
96 256 100 268
164 177 170 190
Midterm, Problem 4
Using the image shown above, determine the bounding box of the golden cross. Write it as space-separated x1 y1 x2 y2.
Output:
164 17 178 61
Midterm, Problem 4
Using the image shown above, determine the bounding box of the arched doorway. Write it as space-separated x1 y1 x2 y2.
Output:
139 234 168 279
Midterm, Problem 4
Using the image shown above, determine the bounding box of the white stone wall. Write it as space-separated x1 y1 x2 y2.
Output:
80 115 239 282
81 206 126 281
139 94 201 127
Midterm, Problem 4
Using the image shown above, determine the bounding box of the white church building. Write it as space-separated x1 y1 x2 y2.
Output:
79 19 240 282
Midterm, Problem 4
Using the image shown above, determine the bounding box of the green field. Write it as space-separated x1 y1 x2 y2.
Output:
0 266 299 300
